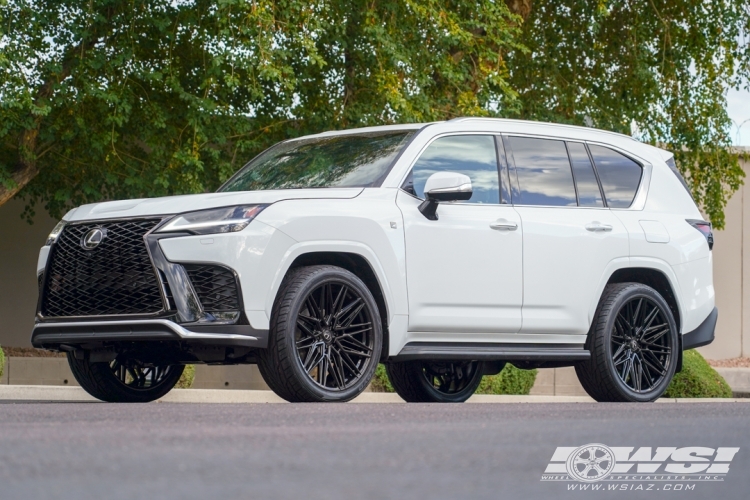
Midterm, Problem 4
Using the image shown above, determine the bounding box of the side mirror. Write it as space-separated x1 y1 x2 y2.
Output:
418 172 472 220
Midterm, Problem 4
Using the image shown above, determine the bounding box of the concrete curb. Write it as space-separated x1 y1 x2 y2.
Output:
2 385 750 403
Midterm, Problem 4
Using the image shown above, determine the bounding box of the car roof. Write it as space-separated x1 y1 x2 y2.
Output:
286 118 637 144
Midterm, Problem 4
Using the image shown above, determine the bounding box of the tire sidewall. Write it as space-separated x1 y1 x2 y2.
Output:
280 268 383 402
601 286 678 402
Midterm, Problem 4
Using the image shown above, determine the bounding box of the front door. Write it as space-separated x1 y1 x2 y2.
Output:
397 134 523 336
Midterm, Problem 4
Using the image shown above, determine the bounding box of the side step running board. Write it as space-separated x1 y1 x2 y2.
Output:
391 342 590 362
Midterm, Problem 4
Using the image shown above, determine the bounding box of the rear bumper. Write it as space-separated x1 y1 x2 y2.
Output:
31 319 268 350
682 307 718 350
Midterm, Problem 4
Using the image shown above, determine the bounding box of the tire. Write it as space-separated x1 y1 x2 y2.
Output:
257 265 383 402
576 282 679 402
385 360 484 403
67 353 184 403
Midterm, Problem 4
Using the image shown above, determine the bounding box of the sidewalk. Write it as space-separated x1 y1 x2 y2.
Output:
2 385 750 403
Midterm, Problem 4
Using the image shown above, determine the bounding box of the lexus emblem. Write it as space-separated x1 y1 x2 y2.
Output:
81 228 107 250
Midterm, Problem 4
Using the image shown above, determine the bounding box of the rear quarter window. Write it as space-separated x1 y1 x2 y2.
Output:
588 145 643 208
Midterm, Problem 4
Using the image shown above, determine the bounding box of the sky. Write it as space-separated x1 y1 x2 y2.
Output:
728 87 750 146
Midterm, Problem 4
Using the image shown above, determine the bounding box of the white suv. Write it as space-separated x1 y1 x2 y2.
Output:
32 118 716 403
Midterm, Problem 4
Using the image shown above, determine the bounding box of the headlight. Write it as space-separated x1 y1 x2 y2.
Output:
46 220 67 246
157 205 267 235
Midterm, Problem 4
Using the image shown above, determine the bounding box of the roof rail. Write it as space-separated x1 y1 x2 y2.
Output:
447 117 636 141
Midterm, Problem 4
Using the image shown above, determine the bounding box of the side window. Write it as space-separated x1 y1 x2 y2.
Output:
566 142 604 207
588 145 643 208
404 135 500 204
507 137 577 206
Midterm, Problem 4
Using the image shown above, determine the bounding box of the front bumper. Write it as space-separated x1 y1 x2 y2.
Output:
31 319 268 350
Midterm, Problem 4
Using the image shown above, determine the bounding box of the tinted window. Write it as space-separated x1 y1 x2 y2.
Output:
220 131 414 191
508 137 577 206
567 142 604 207
588 145 643 208
407 135 500 204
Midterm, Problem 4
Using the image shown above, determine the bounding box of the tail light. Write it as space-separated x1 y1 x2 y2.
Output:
686 219 713 250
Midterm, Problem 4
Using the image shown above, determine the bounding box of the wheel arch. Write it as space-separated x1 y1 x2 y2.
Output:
275 249 391 362
601 265 685 372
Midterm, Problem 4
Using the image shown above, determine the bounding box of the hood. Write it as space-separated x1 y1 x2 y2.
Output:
64 188 364 222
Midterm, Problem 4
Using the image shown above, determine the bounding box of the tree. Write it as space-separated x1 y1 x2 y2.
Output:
0 0 523 220
1 0 748 228
505 0 750 228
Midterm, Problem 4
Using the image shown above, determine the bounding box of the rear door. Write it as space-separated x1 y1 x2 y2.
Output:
398 134 523 336
504 136 629 335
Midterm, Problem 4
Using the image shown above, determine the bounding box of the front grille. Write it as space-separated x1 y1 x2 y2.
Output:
42 219 164 317
184 264 240 312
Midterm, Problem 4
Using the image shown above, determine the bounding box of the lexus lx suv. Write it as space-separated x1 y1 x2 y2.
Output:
32 118 717 403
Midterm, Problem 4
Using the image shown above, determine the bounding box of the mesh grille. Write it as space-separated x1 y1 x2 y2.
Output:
184 264 240 312
42 219 164 317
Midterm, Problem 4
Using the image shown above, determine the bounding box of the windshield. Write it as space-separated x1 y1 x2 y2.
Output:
219 130 415 192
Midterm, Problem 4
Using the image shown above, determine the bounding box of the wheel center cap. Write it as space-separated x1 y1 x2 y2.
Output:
630 340 639 350
321 330 333 343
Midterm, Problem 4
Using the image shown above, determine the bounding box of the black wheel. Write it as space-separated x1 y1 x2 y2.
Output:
257 265 382 402
386 360 484 402
67 353 184 403
576 282 678 402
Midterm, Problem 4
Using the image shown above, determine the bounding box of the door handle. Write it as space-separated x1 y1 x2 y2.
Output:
490 219 518 231
585 222 613 232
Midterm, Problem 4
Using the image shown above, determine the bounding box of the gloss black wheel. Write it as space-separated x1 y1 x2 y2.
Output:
109 358 178 391
295 280 376 391
67 353 184 403
611 296 673 393
576 282 678 402
386 360 484 403
257 265 382 402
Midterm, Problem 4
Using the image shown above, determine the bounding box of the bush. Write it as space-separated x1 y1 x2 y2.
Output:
370 364 394 392
175 364 195 389
664 350 732 398
370 362 538 395
0 346 5 378
476 364 538 395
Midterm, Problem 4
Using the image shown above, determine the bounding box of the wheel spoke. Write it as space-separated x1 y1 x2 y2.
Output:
296 317 316 336
641 349 667 376
641 328 669 345
334 298 363 329
329 349 347 389
303 342 325 372
632 298 643 327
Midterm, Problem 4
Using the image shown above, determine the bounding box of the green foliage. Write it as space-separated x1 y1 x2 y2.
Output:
0 0 522 219
505 0 749 228
476 364 538 395
370 363 394 392
664 350 732 398
1 1 748 227
175 364 195 389
0 346 5 378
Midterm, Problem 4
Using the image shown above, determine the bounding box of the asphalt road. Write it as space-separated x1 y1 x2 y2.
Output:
0 402 748 500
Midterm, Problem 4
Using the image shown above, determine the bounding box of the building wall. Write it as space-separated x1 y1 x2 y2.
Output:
0 199 58 348
0 155 748 358
699 153 750 360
